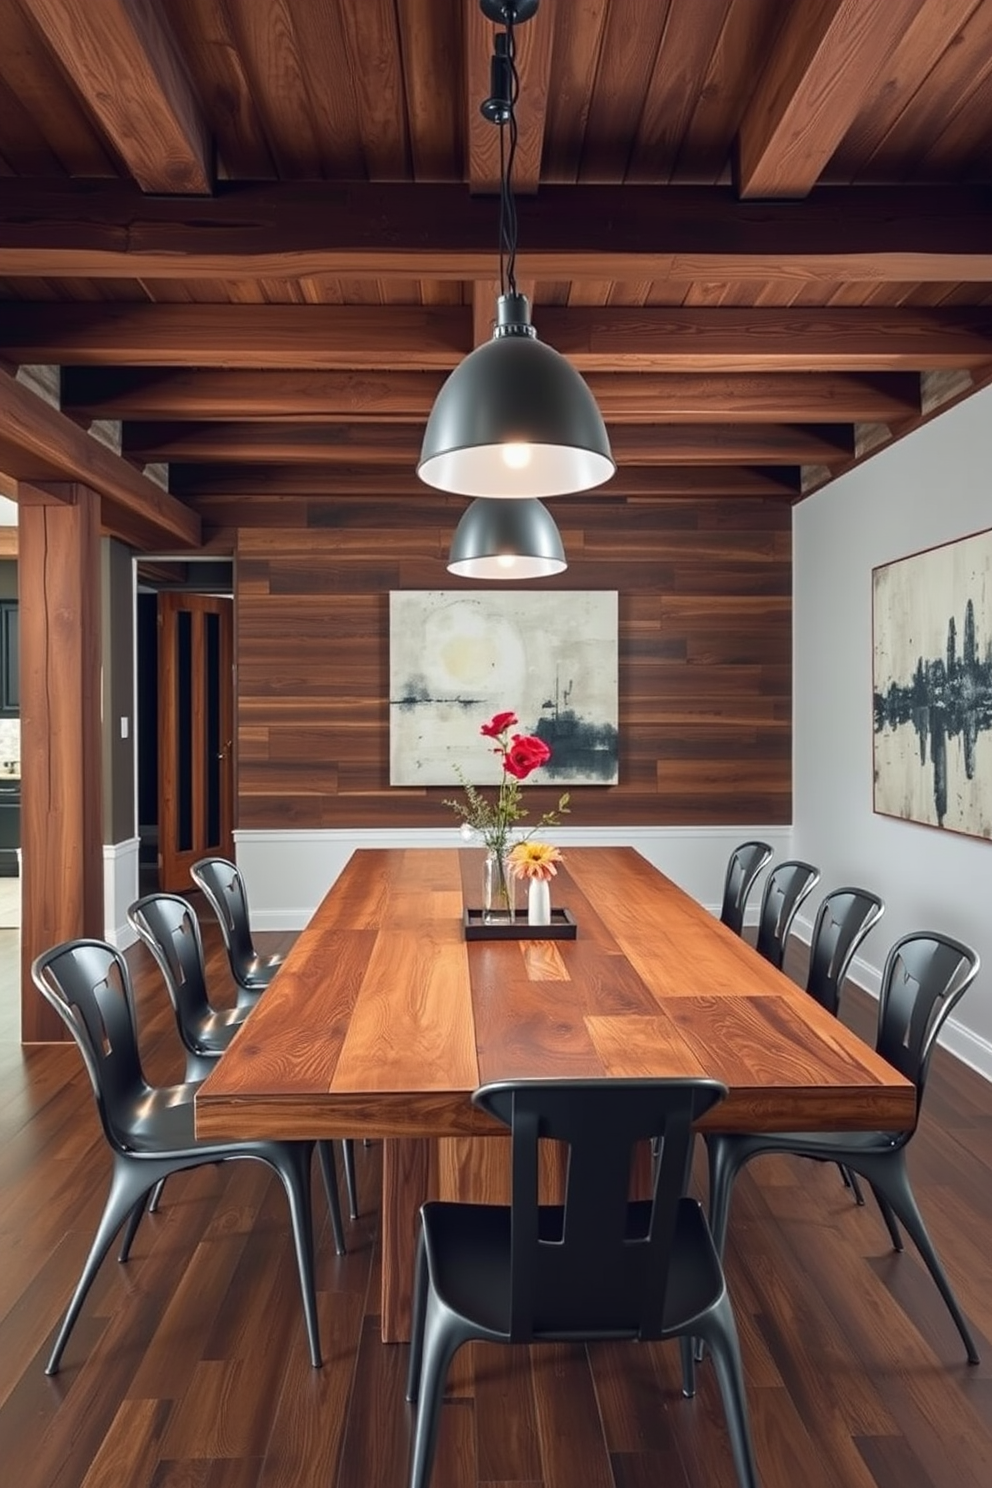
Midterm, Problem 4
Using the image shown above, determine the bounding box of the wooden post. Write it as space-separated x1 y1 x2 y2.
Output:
18 482 104 1042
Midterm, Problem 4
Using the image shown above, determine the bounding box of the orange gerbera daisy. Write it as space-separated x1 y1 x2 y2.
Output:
508 841 562 882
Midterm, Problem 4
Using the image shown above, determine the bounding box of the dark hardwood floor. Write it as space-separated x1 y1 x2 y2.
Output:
1 918 991 1488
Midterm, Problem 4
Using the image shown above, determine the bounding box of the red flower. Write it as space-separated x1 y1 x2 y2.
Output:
502 733 551 779
480 711 518 738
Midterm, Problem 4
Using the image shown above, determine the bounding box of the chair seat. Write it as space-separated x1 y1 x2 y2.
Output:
192 1005 246 1055
423 1196 726 1341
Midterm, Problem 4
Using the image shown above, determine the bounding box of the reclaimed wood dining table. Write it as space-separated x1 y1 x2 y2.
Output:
195 844 915 1340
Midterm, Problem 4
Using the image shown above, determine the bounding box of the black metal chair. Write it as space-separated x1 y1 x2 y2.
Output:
804 886 885 1207
406 1077 760 1488
719 841 772 937
804 886 885 1017
190 858 360 1218
706 930 981 1363
753 858 820 970
32 937 329 1374
127 890 349 1247
190 855 282 1007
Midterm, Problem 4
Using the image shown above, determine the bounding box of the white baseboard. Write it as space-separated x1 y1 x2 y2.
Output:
103 836 140 949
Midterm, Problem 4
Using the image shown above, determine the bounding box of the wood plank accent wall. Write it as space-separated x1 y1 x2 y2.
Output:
234 496 792 830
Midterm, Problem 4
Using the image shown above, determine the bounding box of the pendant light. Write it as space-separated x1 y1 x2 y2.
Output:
447 497 566 579
418 0 614 499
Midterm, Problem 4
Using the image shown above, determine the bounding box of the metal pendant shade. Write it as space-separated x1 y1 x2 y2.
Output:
419 295 614 498
447 497 566 579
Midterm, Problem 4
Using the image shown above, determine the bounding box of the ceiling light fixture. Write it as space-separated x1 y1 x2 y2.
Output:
447 497 567 579
418 0 615 499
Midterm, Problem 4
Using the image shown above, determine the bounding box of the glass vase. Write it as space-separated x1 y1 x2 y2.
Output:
482 848 518 924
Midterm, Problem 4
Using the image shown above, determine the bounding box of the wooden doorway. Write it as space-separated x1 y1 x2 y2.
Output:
157 591 234 891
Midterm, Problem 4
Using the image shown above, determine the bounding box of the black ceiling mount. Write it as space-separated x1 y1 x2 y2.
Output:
480 0 539 24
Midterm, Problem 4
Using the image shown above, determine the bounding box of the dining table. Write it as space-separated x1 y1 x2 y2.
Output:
195 844 915 1341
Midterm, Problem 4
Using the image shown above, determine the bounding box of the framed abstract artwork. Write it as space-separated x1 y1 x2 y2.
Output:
872 526 992 839
389 590 619 786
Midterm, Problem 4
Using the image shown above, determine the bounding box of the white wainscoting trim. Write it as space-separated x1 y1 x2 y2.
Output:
235 823 793 931
104 836 140 948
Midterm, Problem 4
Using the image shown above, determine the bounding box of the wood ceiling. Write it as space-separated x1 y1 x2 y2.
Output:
3 0 992 550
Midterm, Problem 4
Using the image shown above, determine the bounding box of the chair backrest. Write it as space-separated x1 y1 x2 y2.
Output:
127 892 215 1054
754 859 820 970
719 841 772 936
805 887 885 1016
190 856 257 978
876 931 980 1126
31 939 151 1155
472 1077 727 1340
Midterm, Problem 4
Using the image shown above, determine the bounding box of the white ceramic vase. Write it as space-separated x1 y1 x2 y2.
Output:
528 877 551 926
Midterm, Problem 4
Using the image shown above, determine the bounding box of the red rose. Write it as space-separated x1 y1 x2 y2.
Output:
502 733 551 779
480 711 518 738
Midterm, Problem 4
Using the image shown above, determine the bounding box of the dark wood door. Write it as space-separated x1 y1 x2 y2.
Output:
157 592 234 892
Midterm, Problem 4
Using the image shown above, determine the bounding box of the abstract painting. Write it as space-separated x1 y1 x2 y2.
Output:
873 526 992 838
389 590 618 786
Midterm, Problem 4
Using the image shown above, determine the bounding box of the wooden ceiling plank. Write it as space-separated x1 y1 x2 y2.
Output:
59 367 921 424
626 0 733 185
337 0 410 179
16 0 212 195
3 180 992 282
466 1 551 194
398 0 462 182
737 0 927 199
6 303 990 372
0 369 198 548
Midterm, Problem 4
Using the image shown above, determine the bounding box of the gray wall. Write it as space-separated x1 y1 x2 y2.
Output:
101 539 135 844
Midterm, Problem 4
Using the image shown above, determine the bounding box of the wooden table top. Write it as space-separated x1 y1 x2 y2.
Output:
195 845 915 1141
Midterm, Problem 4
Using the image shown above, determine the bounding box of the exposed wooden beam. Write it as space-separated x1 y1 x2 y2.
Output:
124 419 853 468
170 462 801 500
61 367 923 424
16 0 212 194
2 180 992 281
1 305 470 371
737 0 926 199
7 304 990 372
0 370 199 549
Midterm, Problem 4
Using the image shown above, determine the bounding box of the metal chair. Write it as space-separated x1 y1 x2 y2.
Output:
190 855 282 1007
406 1077 760 1488
804 886 885 1017
719 841 772 937
127 890 349 1246
190 858 360 1218
804 886 885 1207
32 938 329 1374
706 931 981 1363
754 858 820 970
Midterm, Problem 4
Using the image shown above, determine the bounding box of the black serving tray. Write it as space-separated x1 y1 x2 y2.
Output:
463 907 577 940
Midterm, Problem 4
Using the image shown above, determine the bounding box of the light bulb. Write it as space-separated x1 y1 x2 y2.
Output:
501 441 532 469
496 553 517 569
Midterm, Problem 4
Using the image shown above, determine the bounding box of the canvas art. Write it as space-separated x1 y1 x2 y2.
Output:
389 590 619 786
873 526 992 839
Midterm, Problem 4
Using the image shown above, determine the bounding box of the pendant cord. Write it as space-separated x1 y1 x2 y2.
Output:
497 13 519 300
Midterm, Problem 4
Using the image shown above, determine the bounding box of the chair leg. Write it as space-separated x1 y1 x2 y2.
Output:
868 1182 903 1251
839 1163 865 1205
148 1176 167 1212
342 1138 359 1220
407 1288 471 1488
694 1293 761 1488
118 1191 151 1262
272 1145 323 1368
678 1332 697 1398
316 1141 347 1255
47 1158 165 1375
406 1224 429 1403
853 1153 980 1365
